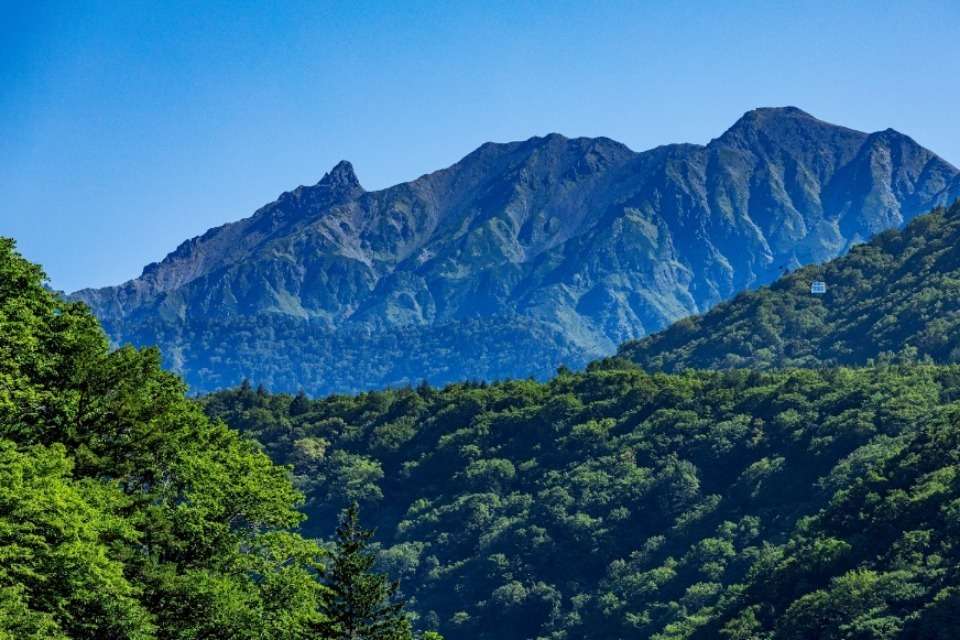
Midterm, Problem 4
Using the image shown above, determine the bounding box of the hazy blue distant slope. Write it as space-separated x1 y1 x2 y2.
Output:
75 108 960 393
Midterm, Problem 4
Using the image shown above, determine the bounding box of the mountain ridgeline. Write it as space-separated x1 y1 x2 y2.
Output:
618 199 960 371
74 107 960 394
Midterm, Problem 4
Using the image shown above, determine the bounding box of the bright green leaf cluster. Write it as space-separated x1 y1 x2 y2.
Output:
0 239 338 638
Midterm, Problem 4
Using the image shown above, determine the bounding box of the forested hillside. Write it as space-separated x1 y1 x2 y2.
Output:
0 239 415 639
205 364 960 639
619 200 960 372
9 199 960 640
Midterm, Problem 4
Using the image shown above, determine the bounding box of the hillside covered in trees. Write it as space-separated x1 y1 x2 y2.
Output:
0 239 417 639
205 364 960 639
8 190 960 639
619 200 960 372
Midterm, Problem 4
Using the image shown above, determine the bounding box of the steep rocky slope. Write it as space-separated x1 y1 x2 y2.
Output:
619 199 960 371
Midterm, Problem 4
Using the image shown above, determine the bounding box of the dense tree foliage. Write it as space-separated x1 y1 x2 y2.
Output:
619 200 960 372
0 238 416 638
204 362 960 639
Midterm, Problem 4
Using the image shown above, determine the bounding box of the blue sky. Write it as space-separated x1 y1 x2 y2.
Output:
3 0 959 292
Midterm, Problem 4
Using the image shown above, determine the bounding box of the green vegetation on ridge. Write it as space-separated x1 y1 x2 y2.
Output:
619 200 960 372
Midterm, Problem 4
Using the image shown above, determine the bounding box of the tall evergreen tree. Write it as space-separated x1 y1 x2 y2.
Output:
319 504 413 640
290 389 311 416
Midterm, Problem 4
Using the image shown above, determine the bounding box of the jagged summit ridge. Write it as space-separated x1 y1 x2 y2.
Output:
317 159 362 191
73 107 960 394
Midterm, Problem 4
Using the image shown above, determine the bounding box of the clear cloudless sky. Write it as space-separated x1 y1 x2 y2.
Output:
2 0 959 292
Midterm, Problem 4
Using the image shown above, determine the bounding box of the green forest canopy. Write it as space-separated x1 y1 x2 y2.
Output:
205 363 960 640
0 238 413 639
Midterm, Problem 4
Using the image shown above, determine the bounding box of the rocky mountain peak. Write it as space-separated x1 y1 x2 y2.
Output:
317 160 363 194
716 105 845 145
729 105 816 127
275 160 364 211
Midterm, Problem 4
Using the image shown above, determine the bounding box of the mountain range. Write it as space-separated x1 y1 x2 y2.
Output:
74 107 960 394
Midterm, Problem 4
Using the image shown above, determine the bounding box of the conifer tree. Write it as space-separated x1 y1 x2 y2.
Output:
319 504 413 640
290 389 311 416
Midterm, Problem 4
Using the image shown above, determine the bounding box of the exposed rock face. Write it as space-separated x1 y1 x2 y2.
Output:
73 107 960 394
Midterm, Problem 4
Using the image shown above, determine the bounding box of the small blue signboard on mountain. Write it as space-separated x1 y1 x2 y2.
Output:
811 281 827 294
